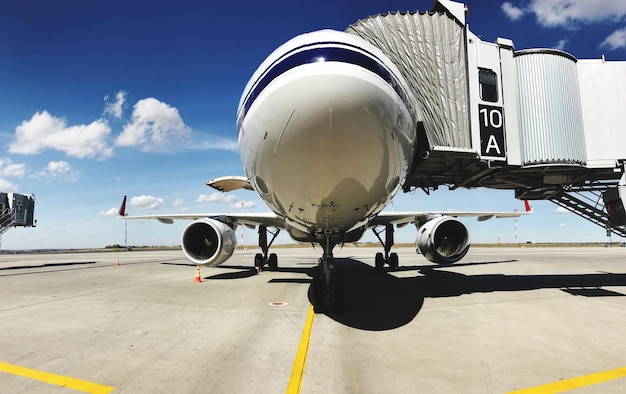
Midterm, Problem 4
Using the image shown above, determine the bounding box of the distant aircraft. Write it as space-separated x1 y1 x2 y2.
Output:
119 30 531 312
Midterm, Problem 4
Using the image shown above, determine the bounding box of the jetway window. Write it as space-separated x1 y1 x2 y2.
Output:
479 69 498 102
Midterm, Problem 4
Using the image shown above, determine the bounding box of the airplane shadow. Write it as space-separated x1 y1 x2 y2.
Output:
207 270 258 280
0 261 97 271
161 262 197 267
177 255 626 331
305 258 626 331
207 264 313 280
0 262 99 277
307 258 424 331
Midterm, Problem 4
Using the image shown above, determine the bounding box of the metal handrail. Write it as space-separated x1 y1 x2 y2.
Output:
0 208 15 236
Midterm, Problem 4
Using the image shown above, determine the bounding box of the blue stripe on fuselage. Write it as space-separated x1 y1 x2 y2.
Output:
237 42 414 129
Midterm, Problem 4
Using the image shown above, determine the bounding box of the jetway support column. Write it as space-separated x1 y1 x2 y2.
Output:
603 164 626 233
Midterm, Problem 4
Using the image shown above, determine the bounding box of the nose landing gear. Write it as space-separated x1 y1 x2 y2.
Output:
312 230 344 313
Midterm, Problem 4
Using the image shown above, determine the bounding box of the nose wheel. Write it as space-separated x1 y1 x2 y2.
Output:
312 231 344 313
313 256 344 313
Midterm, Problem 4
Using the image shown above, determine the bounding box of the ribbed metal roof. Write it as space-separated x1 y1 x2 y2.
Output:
346 11 470 149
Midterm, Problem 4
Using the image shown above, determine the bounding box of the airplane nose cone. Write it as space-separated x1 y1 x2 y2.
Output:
241 62 414 231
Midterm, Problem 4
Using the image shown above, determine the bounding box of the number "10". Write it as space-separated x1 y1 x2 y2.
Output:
479 107 503 129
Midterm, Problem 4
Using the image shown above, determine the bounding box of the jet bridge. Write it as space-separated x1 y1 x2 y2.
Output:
0 193 36 238
346 0 626 238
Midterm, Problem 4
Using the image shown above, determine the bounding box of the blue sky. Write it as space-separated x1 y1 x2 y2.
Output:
0 0 625 249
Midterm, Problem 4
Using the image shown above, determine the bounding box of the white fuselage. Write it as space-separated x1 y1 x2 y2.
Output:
237 30 417 241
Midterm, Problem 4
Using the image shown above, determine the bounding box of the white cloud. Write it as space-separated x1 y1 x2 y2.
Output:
209 138 238 151
189 137 239 152
98 207 119 217
554 206 573 214
0 158 26 178
116 98 191 150
172 198 189 212
0 178 18 192
195 194 256 210
46 160 71 175
529 0 626 27
130 195 163 211
601 27 626 50
555 39 568 50
195 193 237 204
230 200 257 209
502 2 526 20
103 90 127 119
10 111 113 160
33 160 79 182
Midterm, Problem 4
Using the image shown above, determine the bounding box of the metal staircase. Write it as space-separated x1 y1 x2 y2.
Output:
549 184 626 239
0 208 15 237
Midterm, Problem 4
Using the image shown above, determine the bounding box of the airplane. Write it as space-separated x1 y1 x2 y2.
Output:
118 29 531 313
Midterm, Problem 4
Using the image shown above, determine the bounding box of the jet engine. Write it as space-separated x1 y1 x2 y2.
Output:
181 218 237 266
416 216 470 264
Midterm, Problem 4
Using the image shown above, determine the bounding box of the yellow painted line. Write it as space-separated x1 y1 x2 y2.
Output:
0 361 115 393
286 304 315 394
508 366 626 394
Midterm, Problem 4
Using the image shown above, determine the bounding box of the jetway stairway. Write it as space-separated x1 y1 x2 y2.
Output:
542 183 626 238
0 207 15 237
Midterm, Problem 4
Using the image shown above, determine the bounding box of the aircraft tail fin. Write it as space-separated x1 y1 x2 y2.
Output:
118 195 127 217
524 200 533 213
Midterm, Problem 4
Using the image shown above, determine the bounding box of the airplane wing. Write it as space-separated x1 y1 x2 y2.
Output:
120 212 283 227
116 196 283 228
369 200 532 227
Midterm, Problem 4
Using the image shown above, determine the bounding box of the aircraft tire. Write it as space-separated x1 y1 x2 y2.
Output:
389 252 399 271
268 253 278 270
375 252 384 271
254 253 263 271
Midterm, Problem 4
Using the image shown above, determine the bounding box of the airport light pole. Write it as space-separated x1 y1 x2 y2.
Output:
514 208 518 247
121 209 128 251
240 202 244 250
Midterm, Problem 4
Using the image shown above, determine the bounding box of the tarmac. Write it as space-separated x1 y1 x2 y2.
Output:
0 246 625 393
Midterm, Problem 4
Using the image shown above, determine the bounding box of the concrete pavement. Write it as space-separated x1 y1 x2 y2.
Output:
1 247 625 393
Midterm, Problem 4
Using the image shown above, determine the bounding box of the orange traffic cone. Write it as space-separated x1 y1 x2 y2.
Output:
195 266 202 283
115 258 120 267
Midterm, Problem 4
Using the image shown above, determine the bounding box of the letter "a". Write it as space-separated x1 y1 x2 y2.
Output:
486 135 501 155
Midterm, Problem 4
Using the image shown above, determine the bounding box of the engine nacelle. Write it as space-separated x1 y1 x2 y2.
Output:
416 216 470 264
181 218 237 266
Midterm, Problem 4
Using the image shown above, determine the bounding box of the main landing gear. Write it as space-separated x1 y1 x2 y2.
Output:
373 224 399 271
254 225 280 272
312 231 344 313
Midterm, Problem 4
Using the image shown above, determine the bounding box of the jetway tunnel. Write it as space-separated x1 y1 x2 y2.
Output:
0 193 36 239
346 0 626 238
